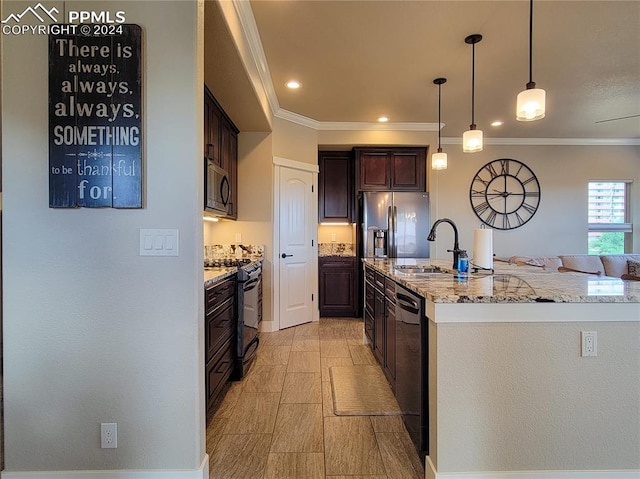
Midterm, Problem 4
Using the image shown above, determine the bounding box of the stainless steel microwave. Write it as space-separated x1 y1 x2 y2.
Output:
205 159 230 216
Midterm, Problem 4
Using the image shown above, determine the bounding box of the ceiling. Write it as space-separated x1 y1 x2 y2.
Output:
243 0 639 141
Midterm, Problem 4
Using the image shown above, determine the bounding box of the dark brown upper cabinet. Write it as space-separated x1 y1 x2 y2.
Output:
204 85 239 220
355 147 427 192
318 150 354 223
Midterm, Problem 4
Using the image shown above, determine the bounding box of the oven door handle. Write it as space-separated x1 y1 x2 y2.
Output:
243 337 260 364
243 277 260 291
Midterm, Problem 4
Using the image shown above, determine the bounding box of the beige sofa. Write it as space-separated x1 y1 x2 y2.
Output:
506 254 640 279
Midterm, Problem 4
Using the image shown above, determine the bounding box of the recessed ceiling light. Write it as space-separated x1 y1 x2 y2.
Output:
378 116 389 122
286 80 301 89
491 120 504 127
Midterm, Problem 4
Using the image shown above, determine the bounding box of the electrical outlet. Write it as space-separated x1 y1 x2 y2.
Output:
235 233 242 243
101 423 117 448
331 233 337 242
581 331 597 357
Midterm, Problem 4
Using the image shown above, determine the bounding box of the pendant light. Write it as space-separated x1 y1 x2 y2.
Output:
516 0 545 121
432 78 448 170
463 34 483 153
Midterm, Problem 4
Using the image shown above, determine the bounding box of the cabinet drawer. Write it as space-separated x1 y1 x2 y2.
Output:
319 256 356 269
365 266 375 284
206 296 235 362
374 272 385 291
205 276 236 312
205 336 235 411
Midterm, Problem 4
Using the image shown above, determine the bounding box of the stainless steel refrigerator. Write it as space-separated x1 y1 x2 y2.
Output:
362 192 430 258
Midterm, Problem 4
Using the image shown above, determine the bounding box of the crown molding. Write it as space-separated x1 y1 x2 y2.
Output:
274 108 440 132
273 108 320 129
232 0 280 115
442 137 640 146
316 121 440 132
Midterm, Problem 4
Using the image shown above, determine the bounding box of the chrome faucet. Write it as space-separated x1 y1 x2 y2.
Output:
427 218 464 270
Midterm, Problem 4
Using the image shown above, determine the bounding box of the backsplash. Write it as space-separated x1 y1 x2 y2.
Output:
318 243 355 256
205 244 264 262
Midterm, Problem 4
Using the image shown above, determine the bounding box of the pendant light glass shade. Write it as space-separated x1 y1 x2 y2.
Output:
463 128 483 153
517 86 545 121
431 77 448 170
464 34 483 153
517 0 545 121
431 151 447 170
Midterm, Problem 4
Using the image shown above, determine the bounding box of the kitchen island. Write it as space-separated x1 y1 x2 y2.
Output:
363 258 640 479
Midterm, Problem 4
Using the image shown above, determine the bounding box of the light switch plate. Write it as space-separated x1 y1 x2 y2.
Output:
139 229 179 256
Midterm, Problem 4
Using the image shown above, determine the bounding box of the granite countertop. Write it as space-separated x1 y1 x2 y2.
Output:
318 243 355 257
204 267 237 288
204 259 263 288
363 258 640 304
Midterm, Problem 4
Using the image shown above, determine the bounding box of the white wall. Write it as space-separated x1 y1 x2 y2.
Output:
317 224 355 244
431 144 640 260
2 0 205 473
430 319 640 472
273 117 318 165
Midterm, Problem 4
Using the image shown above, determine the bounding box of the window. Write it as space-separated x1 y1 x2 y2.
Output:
588 181 632 254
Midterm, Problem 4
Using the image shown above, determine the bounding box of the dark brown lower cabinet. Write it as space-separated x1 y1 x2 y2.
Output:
319 256 357 317
373 284 385 363
205 275 237 420
364 271 375 343
384 278 396 389
364 265 398 390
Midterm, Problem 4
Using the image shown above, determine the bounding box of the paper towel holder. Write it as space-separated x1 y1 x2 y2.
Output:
471 263 494 275
471 225 494 274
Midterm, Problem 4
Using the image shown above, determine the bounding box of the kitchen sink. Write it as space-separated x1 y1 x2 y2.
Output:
393 265 444 274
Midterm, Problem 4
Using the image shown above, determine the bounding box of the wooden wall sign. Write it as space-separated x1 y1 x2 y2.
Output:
49 24 143 208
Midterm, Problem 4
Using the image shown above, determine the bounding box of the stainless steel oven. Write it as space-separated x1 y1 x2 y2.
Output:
205 159 230 216
235 261 262 379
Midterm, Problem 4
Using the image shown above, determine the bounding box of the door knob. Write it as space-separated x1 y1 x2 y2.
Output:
281 253 293 258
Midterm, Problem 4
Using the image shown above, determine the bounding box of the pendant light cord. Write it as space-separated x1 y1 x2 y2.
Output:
471 42 476 128
437 83 442 150
528 0 535 87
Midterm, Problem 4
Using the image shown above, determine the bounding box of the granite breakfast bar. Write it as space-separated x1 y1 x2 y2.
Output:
363 258 640 479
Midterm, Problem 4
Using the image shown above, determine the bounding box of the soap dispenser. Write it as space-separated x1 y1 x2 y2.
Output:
457 250 469 279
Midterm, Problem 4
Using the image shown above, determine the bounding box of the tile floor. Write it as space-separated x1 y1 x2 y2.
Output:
206 318 424 479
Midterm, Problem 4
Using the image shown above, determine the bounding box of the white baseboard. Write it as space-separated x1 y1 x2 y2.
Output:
425 457 640 479
2 455 209 479
259 320 278 332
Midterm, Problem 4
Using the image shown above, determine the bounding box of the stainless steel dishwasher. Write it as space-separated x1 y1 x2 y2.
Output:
395 284 428 458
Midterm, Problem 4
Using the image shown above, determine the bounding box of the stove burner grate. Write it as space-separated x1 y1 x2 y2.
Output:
205 258 252 268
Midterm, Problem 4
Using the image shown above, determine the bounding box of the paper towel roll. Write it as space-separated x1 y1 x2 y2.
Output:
473 228 493 270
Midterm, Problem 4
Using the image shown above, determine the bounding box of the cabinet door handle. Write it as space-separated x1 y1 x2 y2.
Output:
281 253 293 258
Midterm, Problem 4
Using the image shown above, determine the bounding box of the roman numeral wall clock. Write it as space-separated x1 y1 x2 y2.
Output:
469 159 541 230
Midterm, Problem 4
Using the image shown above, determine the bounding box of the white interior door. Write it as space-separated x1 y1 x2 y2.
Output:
278 166 315 329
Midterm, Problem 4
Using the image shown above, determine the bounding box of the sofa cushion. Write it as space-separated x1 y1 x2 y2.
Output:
509 255 562 271
558 255 605 275
600 254 640 277
627 260 640 278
